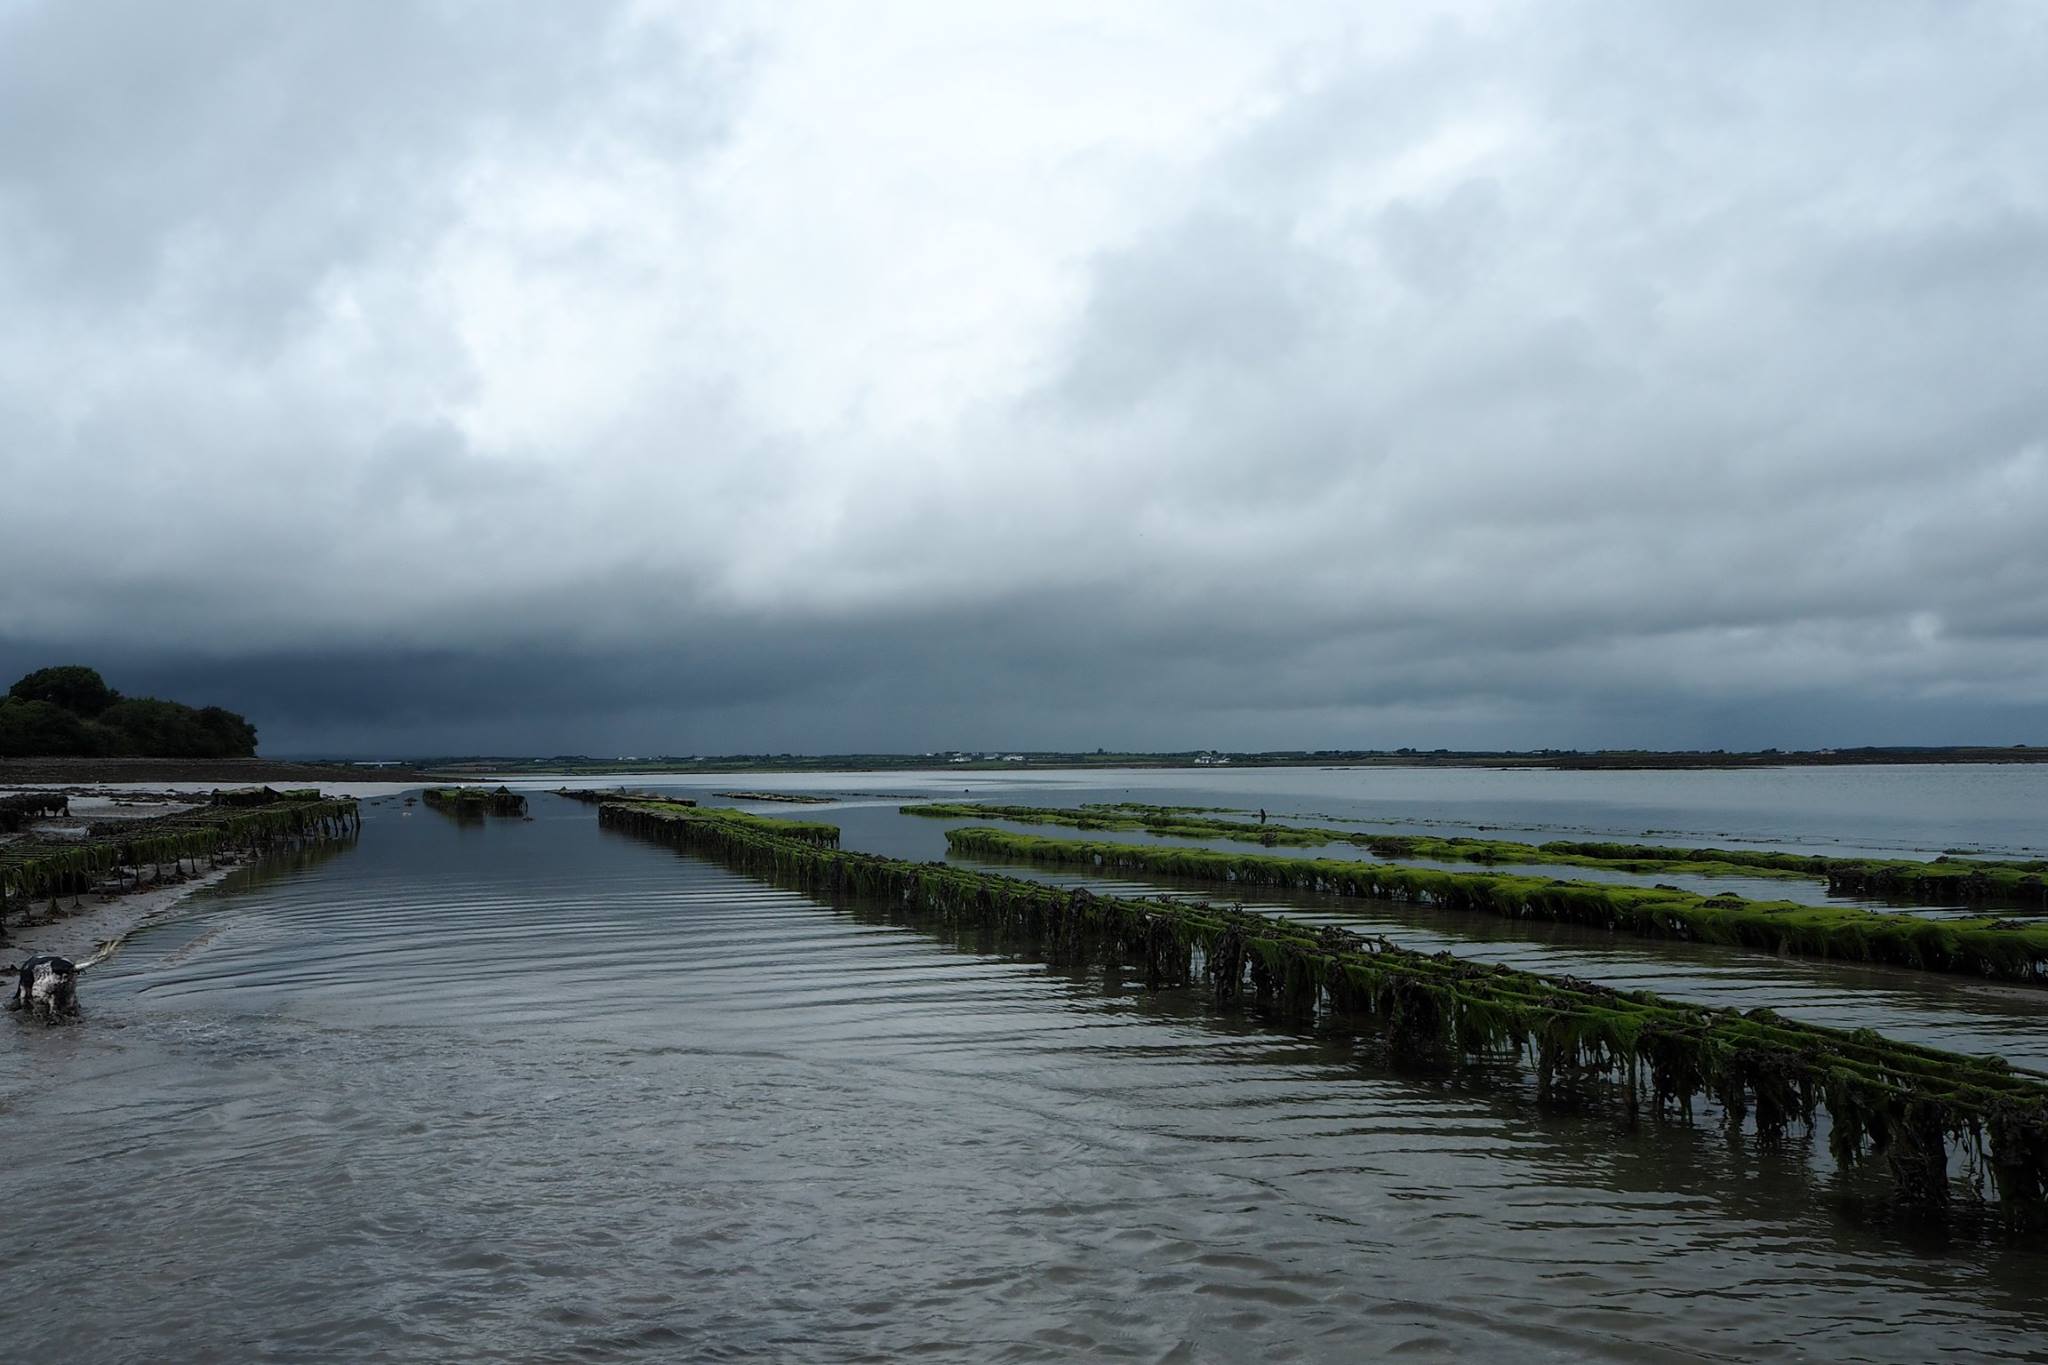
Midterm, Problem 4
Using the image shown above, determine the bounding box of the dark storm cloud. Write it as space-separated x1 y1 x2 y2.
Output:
2 1 2045 754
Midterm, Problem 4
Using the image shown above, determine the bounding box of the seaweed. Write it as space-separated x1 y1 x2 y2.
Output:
597 800 2048 1223
602 800 840 847
712 791 835 804
901 802 2048 908
421 786 529 818
0 794 360 915
942 829 2048 987
553 787 694 806
210 786 323 807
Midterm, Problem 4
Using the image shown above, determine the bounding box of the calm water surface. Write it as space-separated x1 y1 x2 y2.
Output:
4 768 2047 1362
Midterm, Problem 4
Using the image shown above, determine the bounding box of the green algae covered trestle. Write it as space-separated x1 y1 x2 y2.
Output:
600 800 839 848
554 787 693 807
942 828 2048 988
0 794 360 912
901 801 2048 908
597 800 2048 1224
421 786 529 818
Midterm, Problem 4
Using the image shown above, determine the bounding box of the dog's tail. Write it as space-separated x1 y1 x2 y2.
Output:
74 942 120 972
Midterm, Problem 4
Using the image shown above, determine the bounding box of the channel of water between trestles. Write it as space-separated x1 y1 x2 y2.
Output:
596 800 2048 1232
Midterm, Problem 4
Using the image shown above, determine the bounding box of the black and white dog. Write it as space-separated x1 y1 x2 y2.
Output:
7 955 81 1022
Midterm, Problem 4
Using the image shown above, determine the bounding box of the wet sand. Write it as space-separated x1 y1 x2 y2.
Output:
3 860 239 969
1 787 286 969
0 756 427 785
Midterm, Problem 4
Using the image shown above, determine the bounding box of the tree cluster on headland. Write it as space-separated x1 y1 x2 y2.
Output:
0 665 257 758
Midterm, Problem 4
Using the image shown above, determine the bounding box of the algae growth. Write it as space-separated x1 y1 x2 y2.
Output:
0 794 361 915
939 828 2048 987
421 786 530 818
902 802 2048 907
598 799 2048 1223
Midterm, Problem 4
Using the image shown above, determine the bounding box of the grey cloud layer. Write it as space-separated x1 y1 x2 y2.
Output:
3 1 2044 753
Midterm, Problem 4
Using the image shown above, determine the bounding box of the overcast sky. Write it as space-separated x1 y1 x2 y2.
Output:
3 1 2045 756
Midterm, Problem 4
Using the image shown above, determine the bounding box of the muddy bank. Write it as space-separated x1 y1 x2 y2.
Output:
1 861 238 968
3 793 360 931
0 757 427 785
4 789 361 985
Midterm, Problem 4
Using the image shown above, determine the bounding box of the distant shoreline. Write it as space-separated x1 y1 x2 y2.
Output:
423 745 2048 776
4 746 2042 786
0 756 432 785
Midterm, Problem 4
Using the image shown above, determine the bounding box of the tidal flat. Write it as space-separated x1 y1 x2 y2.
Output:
5 764 2048 1362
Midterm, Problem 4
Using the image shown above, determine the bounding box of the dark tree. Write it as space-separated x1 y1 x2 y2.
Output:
98 698 258 758
8 664 120 716
0 699 96 757
0 666 258 757
198 705 260 755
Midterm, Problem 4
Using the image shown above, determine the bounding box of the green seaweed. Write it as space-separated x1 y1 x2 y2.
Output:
596 800 2048 1223
604 799 840 848
900 802 2048 908
421 786 529 818
0 795 361 914
941 828 2048 988
554 787 694 806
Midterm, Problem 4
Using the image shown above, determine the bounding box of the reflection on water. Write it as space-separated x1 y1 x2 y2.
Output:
3 783 2047 1362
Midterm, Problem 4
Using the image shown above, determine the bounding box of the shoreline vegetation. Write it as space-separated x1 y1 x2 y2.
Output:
0 665 258 759
0 790 360 942
592 798 2048 1223
903 802 2048 908
941 827 2048 987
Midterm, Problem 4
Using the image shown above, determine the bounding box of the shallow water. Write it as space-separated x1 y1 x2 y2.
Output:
583 762 2044 859
5 770 2048 1361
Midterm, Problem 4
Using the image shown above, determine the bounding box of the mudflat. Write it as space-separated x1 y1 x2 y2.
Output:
0 756 426 785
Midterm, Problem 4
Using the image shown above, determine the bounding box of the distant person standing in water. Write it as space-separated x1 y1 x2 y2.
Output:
1259 808 1267 823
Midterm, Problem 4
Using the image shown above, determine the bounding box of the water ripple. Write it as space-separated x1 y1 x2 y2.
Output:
3 795 2046 1363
